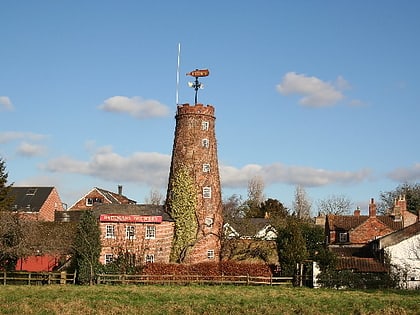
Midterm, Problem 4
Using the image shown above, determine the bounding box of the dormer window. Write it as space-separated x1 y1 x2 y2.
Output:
338 232 348 243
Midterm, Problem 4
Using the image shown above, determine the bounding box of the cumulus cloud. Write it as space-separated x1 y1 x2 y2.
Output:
16 142 46 157
98 96 170 119
44 147 171 187
276 72 346 107
0 96 14 111
220 163 371 188
387 163 420 182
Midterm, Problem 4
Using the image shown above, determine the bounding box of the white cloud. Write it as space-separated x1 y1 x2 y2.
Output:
44 147 171 187
276 72 345 107
98 96 170 119
221 163 371 188
0 131 47 144
16 142 46 157
387 163 420 182
0 96 14 111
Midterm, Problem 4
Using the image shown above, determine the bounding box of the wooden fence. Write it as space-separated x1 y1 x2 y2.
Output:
1 271 76 285
96 274 293 286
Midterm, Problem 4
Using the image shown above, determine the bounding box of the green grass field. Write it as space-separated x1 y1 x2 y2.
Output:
0 285 418 315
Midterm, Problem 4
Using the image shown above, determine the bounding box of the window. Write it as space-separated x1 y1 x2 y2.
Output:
105 254 113 264
202 138 209 148
145 225 156 239
201 121 209 131
145 254 155 263
205 217 213 227
126 226 135 239
26 188 37 195
202 163 210 173
207 250 215 260
106 225 115 238
86 197 103 206
203 187 212 198
338 232 348 243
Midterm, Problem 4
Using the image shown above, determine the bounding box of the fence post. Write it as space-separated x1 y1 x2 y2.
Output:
247 274 249 285
60 271 66 285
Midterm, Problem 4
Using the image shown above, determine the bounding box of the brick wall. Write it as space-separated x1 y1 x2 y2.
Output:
99 221 174 264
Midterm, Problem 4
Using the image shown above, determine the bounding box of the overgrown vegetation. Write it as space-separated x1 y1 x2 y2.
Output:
166 165 198 263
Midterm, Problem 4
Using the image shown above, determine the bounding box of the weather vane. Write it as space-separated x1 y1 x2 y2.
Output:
186 69 209 105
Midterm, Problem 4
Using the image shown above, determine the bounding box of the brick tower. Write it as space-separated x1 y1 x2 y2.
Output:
166 102 223 264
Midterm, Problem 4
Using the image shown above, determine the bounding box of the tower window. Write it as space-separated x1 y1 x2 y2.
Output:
203 187 212 198
202 139 209 148
202 121 209 131
202 163 210 173
207 250 215 260
105 254 114 264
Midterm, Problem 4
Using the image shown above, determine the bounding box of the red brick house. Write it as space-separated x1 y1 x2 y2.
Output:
93 204 174 265
9 187 65 221
68 186 136 211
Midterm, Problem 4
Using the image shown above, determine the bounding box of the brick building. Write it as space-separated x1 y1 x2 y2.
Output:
9 186 65 221
93 204 174 265
166 103 223 264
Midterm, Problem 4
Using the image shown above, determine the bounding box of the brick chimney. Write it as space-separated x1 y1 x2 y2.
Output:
354 207 361 217
369 198 376 217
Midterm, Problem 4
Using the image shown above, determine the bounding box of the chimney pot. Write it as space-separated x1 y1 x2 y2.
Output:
118 185 123 195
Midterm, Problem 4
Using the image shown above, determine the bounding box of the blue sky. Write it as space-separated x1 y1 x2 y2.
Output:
1 1 419 213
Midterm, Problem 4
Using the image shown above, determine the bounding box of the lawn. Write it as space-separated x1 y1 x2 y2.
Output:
0 285 418 315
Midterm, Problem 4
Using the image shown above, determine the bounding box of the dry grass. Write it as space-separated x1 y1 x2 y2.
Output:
0 285 418 315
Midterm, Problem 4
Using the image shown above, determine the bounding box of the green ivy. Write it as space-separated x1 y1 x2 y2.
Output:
167 166 198 263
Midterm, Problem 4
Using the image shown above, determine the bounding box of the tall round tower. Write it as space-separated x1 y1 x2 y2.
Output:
166 103 223 264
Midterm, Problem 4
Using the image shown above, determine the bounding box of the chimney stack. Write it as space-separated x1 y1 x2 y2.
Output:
354 207 361 217
118 185 123 195
369 198 376 217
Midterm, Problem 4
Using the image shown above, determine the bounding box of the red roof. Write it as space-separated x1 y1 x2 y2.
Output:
336 257 388 273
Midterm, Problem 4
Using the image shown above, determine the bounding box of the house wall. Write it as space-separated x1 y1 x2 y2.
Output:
386 234 420 289
99 221 174 264
39 187 65 221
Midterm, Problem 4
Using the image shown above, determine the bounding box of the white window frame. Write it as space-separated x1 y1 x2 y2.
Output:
201 121 209 131
145 225 156 239
207 250 215 260
203 187 212 199
202 163 210 173
105 225 115 239
145 254 155 263
105 254 113 264
125 226 135 239
338 232 348 243
202 138 209 148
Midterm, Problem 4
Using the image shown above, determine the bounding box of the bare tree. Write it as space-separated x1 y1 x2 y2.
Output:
293 185 312 220
144 188 164 205
317 194 352 215
247 176 265 206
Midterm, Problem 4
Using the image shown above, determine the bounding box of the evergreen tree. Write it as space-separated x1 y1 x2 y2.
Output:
0 157 13 211
72 210 101 285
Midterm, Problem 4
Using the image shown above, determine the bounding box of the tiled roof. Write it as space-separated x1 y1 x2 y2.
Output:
377 221 420 248
336 257 388 273
225 218 273 237
327 214 403 231
95 187 136 204
9 187 54 213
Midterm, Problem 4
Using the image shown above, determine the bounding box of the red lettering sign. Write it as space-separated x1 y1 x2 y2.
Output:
99 214 162 223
